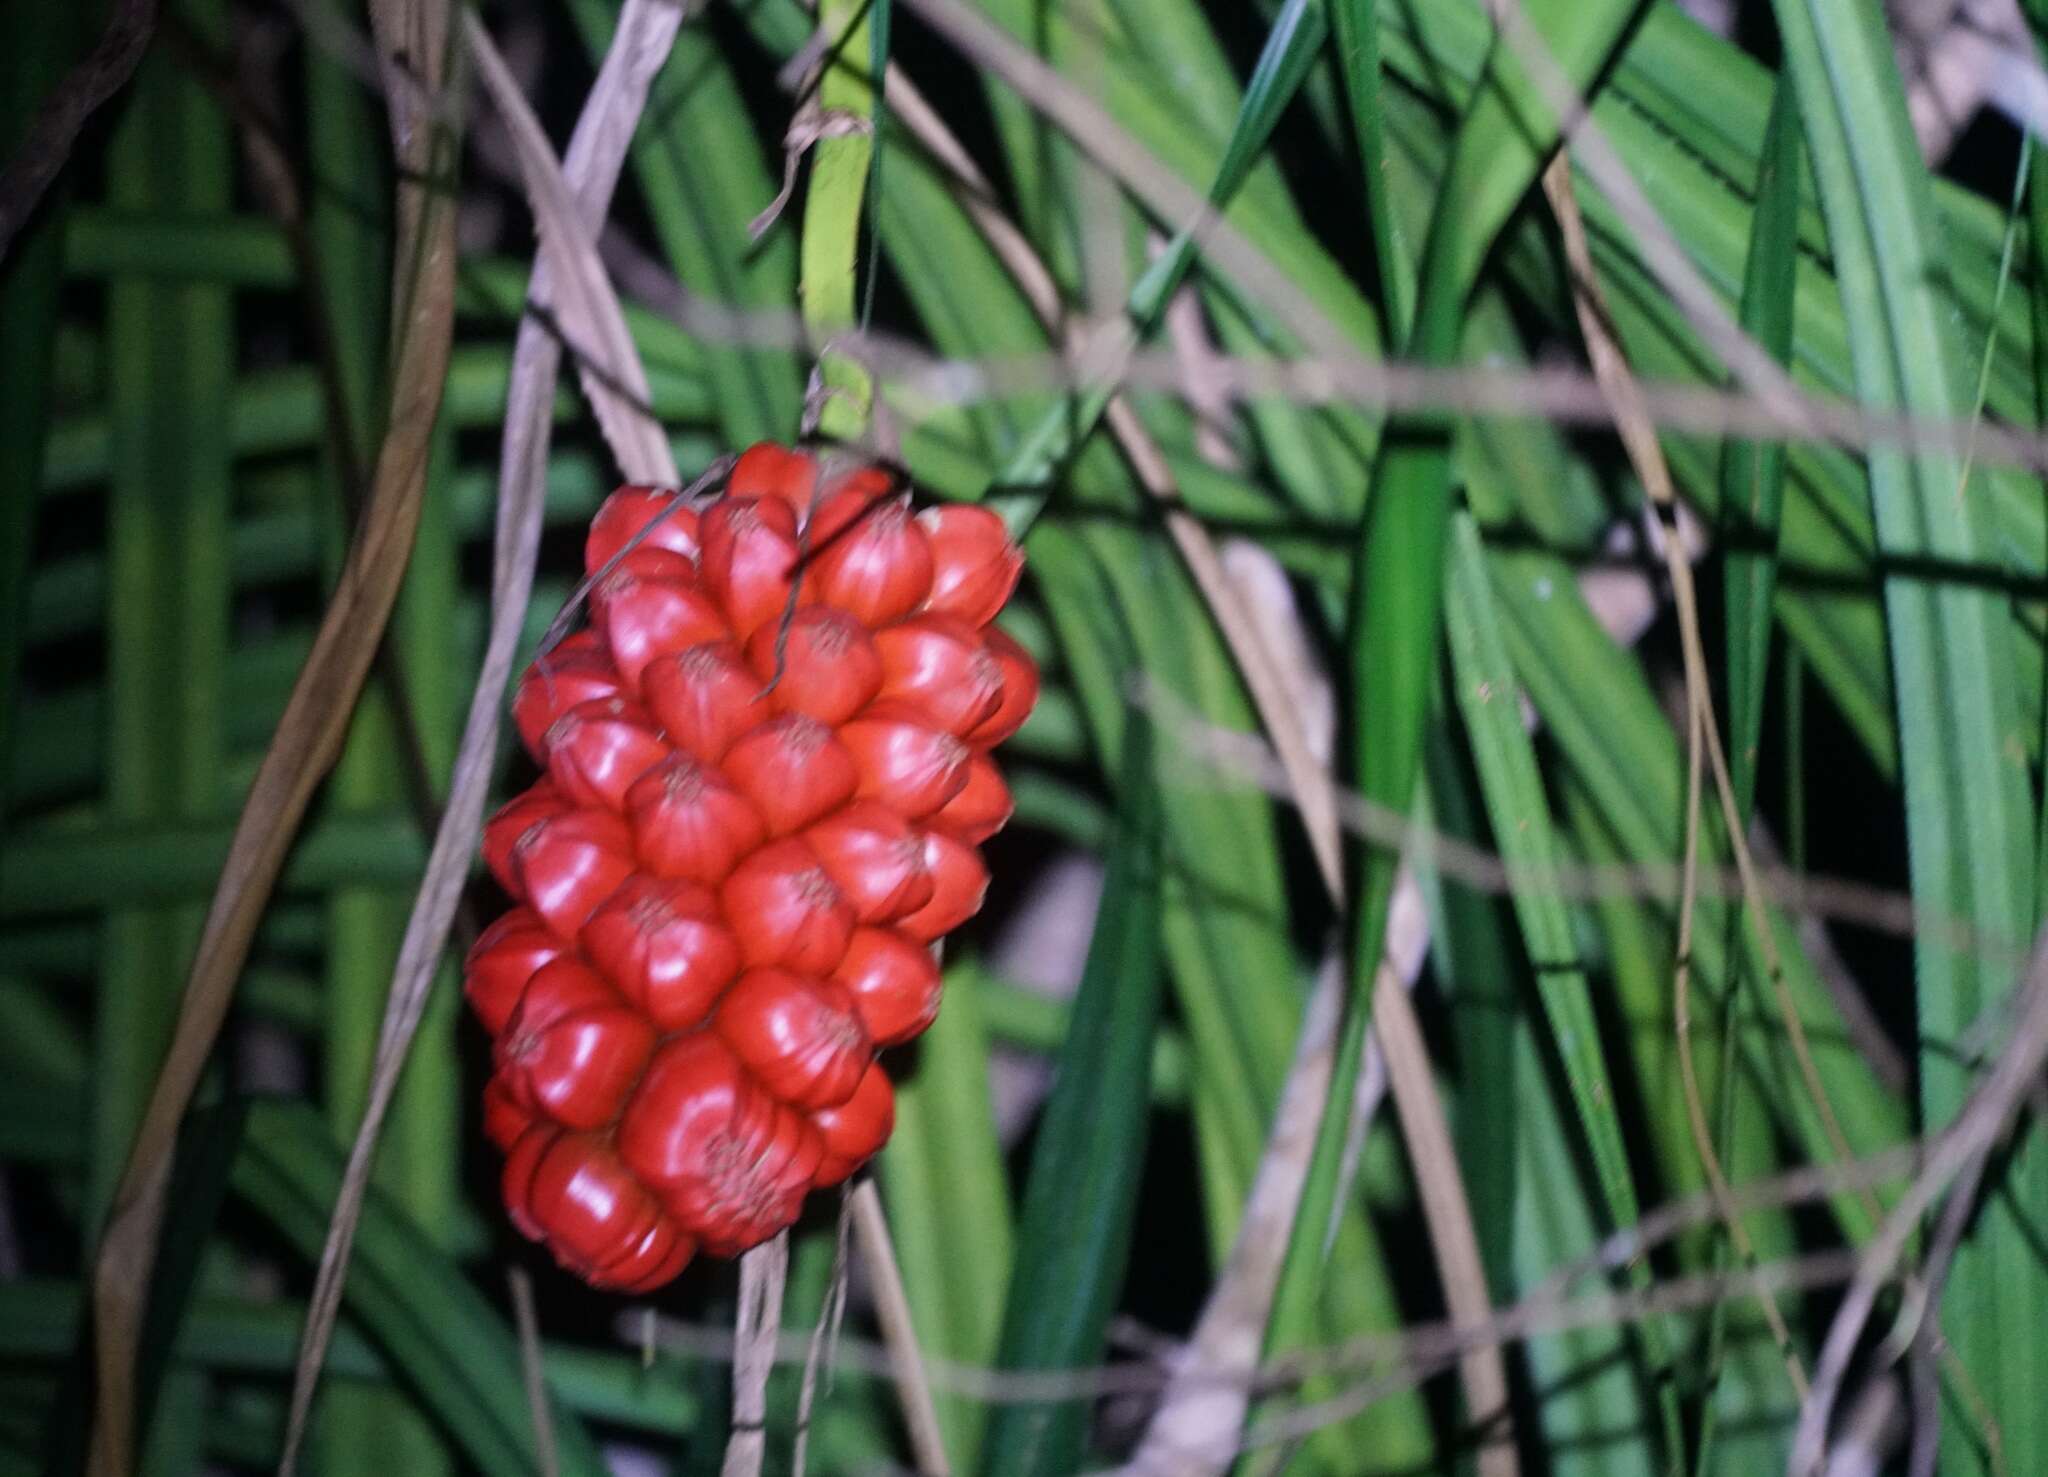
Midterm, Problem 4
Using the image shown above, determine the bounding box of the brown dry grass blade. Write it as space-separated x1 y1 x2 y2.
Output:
1543 151 1815 1398
851 1178 952 1475
83 3 459 1474
510 1268 561 1477
464 9 677 488
272 3 687 1470
0 0 155 265
722 1233 791 1477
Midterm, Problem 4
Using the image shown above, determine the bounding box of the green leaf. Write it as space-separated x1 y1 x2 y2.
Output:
1421 728 1657 1477
135 1104 250 1452
801 0 881 440
980 712 1165 1477
1376 0 2048 782
2033 3 2048 921
1271 0 1650 1390
0 0 82 812
1124 0 1324 318
229 1101 609 1477
1443 512 1682 1464
1482 531 1902 1230
1720 76 1802 821
1768 2 2041 1467
877 967 1015 1468
0 1281 717 1441
981 0 1332 527
1699 73 1801 1472
93 12 235 1294
1332 0 1411 342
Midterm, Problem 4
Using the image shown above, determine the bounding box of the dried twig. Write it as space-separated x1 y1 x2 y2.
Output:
1547 150 2008 1471
1496 0 1811 423
792 1194 856 1477
464 10 678 487
273 4 684 1467
723 1233 791 1477
1791 931 2048 1474
1542 152 1809 1396
509 1268 561 1477
254 0 2048 484
852 1178 952 1475
621 1225 1907 1414
502 242 2048 476
603 1142 1948 1453
1143 688 2026 968
0 0 157 265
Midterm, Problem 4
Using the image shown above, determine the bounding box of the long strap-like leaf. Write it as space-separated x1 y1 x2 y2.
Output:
1268 0 1649 1402
980 713 1165 1477
1770 3 2039 1469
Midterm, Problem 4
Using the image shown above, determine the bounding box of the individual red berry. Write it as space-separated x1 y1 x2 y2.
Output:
641 642 770 767
895 830 989 942
642 642 772 765
918 504 1022 626
743 606 882 725
543 696 670 811
585 485 701 574
873 614 1003 736
715 967 870 1110
581 874 742 1032
595 558 727 693
720 715 860 835
839 702 971 819
929 752 1014 845
482 1074 538 1152
806 470 933 626
624 755 766 886
719 839 857 974
496 957 656 1130
832 927 942 1046
481 782 572 900
699 496 803 640
729 442 819 521
966 627 1039 748
811 1061 895 1185
508 807 638 940
513 633 623 765
617 1033 822 1255
801 801 934 924
502 1126 695 1291
464 907 565 1035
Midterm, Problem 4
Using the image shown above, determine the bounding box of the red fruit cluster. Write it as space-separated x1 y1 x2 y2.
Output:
466 444 1037 1292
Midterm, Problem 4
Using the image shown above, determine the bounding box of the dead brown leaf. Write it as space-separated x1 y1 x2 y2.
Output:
464 9 677 488
85 2 460 1473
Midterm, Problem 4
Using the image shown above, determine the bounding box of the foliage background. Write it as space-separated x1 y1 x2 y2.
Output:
4 0 2048 1473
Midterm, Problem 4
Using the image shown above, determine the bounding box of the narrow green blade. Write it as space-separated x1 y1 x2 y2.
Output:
877 968 1015 1467
983 0 1330 522
1271 0 1649 1396
1720 76 1803 820
1768 3 2041 1467
1444 512 1682 1463
230 1101 609 1477
980 713 1165 1477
